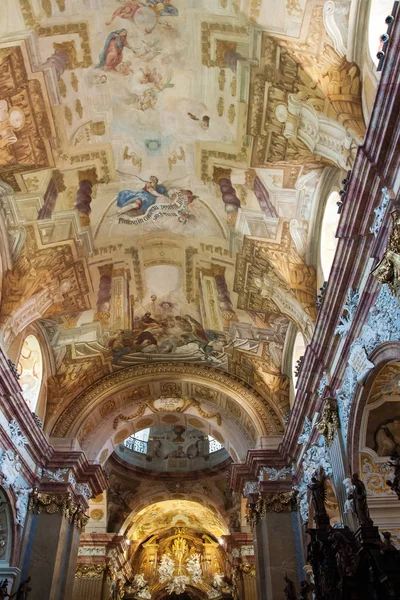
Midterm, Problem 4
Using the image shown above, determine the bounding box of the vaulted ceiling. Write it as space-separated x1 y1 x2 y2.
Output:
0 0 365 446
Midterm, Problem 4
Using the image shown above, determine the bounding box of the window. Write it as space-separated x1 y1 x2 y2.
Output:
368 0 394 65
17 334 43 412
208 436 223 453
320 191 340 281
292 331 306 389
124 428 150 454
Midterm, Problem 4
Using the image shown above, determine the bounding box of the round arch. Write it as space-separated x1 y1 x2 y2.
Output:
347 341 400 473
50 363 284 462
7 321 55 422
122 499 229 543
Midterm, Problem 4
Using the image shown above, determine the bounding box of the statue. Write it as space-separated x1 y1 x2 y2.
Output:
350 474 373 527
283 573 297 600
386 451 400 500
328 529 358 577
229 511 241 531
308 469 329 526
299 580 313 600
343 478 355 515
0 580 9 599
381 531 398 554
10 577 32 600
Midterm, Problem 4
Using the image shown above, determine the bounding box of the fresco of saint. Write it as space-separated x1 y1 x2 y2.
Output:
116 176 169 216
145 0 178 16
96 29 134 71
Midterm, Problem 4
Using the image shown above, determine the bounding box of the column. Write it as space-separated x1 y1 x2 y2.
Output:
72 534 131 600
221 533 256 600
19 454 107 600
316 398 358 530
21 491 87 600
248 490 300 600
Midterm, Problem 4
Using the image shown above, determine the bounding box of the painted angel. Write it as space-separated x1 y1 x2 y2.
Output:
107 0 143 25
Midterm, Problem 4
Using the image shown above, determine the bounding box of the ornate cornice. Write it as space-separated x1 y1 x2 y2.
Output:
75 564 106 579
51 363 283 438
28 489 89 531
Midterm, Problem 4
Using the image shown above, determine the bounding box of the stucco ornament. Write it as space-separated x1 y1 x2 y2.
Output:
0 449 22 488
186 553 202 583
318 372 329 398
370 188 391 237
165 576 190 595
8 419 28 448
296 439 333 523
128 573 151 599
335 288 360 338
297 416 313 446
243 481 259 497
258 466 292 482
0 449 31 526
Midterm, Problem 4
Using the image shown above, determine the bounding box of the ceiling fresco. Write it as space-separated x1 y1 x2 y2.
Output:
125 500 229 541
0 0 365 434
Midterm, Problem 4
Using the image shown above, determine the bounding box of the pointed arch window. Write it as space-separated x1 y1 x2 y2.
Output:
17 334 43 412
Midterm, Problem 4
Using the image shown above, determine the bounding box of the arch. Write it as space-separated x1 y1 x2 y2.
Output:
122 499 229 543
50 363 284 462
0 486 19 589
347 341 400 473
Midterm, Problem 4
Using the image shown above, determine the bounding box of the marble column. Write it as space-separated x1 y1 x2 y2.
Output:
248 490 300 600
20 493 85 600
221 532 256 600
17 448 107 600
72 533 131 600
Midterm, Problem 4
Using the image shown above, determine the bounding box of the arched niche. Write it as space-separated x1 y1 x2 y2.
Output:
347 343 400 533
0 488 18 591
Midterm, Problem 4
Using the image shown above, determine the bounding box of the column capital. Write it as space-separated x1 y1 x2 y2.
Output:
245 490 298 529
75 564 106 579
28 489 89 531
76 532 133 583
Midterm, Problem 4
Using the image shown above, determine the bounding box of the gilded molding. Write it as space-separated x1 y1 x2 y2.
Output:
372 209 400 298
51 363 283 438
28 489 89 531
246 490 298 528
316 398 340 447
75 564 106 579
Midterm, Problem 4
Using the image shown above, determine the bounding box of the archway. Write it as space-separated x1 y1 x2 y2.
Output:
50 363 284 463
